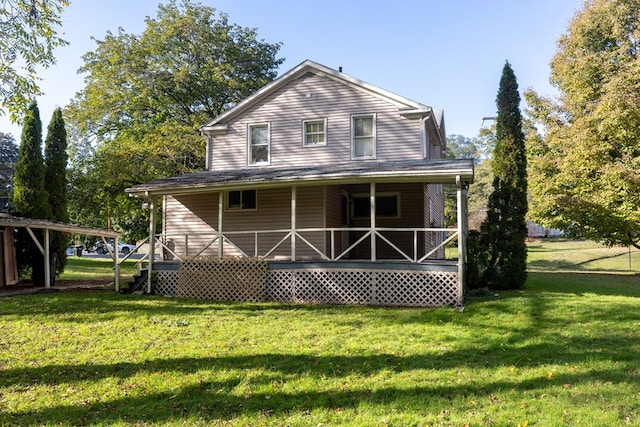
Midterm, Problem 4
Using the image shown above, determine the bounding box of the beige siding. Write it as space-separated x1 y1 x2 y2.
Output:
163 187 327 260
210 73 425 170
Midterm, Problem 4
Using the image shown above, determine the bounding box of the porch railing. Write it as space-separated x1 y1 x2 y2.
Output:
148 227 459 264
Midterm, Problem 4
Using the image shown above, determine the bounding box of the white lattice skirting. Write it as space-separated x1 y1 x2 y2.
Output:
150 260 460 307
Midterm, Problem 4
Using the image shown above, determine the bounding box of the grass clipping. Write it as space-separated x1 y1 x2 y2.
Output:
176 256 267 301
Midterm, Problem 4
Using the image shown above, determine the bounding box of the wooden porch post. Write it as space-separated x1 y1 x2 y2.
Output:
218 191 223 257
44 228 50 288
291 186 297 261
147 196 157 294
114 236 120 292
456 176 468 304
370 182 376 262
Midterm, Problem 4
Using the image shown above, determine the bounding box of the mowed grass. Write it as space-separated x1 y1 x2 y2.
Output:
0 241 639 426
58 256 139 280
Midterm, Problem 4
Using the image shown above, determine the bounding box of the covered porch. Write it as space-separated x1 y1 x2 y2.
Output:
126 159 474 306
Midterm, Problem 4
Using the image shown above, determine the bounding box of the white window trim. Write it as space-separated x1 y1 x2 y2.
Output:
224 189 258 212
302 118 327 147
351 113 377 160
350 191 401 219
247 122 271 166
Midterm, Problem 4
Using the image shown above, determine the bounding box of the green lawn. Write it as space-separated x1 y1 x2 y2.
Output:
58 256 139 281
0 240 639 426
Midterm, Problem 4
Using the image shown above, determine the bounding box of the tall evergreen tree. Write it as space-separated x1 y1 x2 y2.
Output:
13 102 50 218
479 62 528 289
45 107 69 272
13 101 51 285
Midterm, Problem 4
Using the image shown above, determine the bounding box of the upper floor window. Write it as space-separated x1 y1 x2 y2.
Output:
248 123 270 165
303 119 327 146
351 114 376 159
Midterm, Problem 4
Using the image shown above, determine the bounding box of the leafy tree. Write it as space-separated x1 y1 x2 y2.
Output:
444 133 494 228
0 0 69 121
475 62 528 290
525 0 640 249
44 107 69 272
0 132 18 210
12 101 50 285
65 0 283 239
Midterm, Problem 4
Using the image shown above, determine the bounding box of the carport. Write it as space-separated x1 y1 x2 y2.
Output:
0 215 123 290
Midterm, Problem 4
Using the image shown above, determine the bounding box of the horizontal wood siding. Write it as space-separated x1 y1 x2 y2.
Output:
164 194 218 257
210 73 424 170
164 188 327 260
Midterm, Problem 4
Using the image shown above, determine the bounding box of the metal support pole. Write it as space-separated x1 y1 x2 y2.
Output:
147 196 157 294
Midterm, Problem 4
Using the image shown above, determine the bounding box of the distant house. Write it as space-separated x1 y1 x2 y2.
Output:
527 221 564 238
126 60 474 307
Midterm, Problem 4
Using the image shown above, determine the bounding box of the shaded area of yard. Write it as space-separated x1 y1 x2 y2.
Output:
0 240 639 425
1 279 639 425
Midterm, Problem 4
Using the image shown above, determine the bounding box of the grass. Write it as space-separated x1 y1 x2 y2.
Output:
0 240 639 426
527 238 640 274
58 256 139 280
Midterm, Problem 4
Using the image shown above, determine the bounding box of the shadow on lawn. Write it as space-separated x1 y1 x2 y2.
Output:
2 275 640 424
1 336 638 425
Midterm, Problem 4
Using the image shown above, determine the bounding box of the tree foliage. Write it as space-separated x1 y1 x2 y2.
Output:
12 101 49 219
444 134 493 228
65 0 283 240
525 0 640 249
473 62 528 290
0 0 69 121
44 107 69 272
0 132 18 209
12 101 50 285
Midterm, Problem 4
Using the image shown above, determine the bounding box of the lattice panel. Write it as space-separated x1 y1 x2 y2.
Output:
152 263 460 307
294 269 373 305
152 270 178 296
373 270 458 307
265 270 293 302
176 256 268 301
266 268 459 307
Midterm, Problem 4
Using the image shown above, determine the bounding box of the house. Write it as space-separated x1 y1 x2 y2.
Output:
126 60 474 307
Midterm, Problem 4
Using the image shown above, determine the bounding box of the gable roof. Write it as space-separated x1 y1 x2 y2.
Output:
200 59 436 135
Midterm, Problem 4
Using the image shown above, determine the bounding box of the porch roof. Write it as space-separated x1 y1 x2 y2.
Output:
126 159 474 197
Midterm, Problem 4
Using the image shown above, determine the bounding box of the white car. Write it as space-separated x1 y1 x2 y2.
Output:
95 241 137 255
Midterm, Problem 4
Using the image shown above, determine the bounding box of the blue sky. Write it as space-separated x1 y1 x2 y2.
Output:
0 0 585 141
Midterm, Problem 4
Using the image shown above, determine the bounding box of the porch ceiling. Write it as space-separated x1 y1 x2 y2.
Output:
126 159 474 197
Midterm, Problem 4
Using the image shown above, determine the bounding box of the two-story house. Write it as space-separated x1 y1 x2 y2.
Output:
126 60 474 307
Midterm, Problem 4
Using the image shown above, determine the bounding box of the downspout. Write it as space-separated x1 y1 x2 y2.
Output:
421 114 430 159
205 136 212 171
